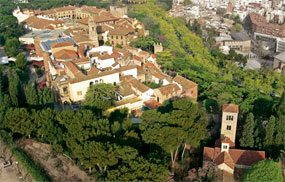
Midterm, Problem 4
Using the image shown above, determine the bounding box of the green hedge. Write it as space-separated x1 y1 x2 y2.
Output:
12 148 50 182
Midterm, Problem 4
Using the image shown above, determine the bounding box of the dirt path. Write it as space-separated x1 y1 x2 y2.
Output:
0 143 32 182
18 139 95 182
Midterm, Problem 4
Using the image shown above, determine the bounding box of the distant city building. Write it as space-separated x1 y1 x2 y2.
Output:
273 52 285 72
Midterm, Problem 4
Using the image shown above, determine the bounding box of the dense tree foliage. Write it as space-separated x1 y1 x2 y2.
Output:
83 83 116 114
242 160 283 182
140 99 207 169
15 53 27 70
239 113 255 148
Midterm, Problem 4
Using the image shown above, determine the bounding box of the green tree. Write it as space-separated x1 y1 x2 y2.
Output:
264 116 275 147
276 92 285 116
0 79 3 106
2 94 11 108
8 70 21 107
2 108 35 138
34 108 62 144
4 38 20 57
15 53 27 70
106 157 169 181
83 83 115 113
26 81 39 107
240 113 255 148
39 87 54 108
242 160 283 182
115 44 122 48
275 115 285 146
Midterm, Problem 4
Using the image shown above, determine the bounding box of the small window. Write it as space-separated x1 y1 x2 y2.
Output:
226 125 231 130
113 82 116 86
63 87 68 94
121 36 123 39
77 91 82 96
95 80 99 84
223 145 228 149
90 82 94 86
116 36 118 39
226 115 234 121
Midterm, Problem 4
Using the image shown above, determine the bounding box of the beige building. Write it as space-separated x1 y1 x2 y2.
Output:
218 32 251 52
42 6 107 20
220 104 239 143
110 6 128 18
273 52 285 72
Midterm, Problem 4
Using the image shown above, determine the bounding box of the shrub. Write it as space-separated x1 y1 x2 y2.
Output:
242 160 283 182
12 148 50 182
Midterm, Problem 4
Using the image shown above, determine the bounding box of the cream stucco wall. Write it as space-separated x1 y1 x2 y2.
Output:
217 163 234 174
69 72 120 102
221 111 238 143
120 68 137 79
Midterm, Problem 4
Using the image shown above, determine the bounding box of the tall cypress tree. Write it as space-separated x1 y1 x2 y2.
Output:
0 79 3 106
26 81 38 107
8 70 19 107
264 116 275 147
276 92 285 116
240 113 255 148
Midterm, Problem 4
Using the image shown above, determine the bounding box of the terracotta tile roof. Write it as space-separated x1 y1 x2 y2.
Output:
111 52 120 60
144 100 162 109
53 49 78 60
23 16 63 30
76 15 119 25
215 137 236 148
203 147 265 167
122 75 150 93
109 25 135 36
53 6 76 12
51 41 74 49
69 69 118 84
64 61 85 77
73 57 89 64
80 6 106 14
214 152 235 169
222 104 239 113
133 55 142 62
78 44 86 58
112 62 119 67
98 54 115 60
87 66 99 75
152 71 164 80
116 65 137 72
155 84 180 96
72 34 90 43
143 62 160 72
116 81 135 97
173 75 197 89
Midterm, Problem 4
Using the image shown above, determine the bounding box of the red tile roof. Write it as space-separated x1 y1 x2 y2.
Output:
222 104 239 113
144 100 162 109
214 151 235 169
215 137 236 148
53 49 78 60
64 61 85 77
203 147 265 167
173 75 197 89
51 41 74 49
156 84 180 96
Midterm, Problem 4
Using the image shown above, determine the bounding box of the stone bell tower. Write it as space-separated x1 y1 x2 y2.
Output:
88 16 99 47
220 104 239 143
154 43 163 54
